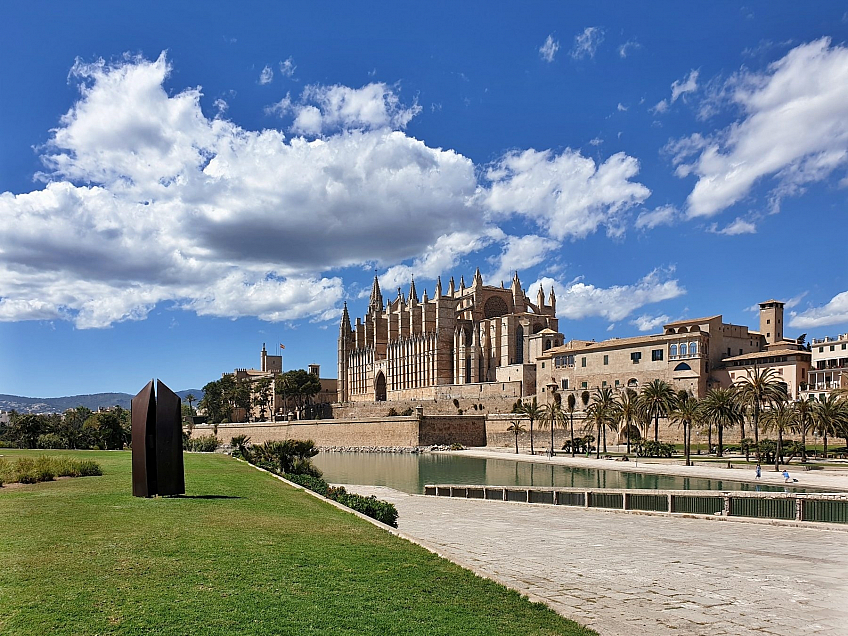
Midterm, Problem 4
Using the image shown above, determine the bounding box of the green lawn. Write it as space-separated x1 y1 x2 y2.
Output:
0 450 593 635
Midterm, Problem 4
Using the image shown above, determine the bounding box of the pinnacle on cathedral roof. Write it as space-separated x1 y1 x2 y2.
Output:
369 275 383 311
339 301 352 334
436 276 442 297
409 276 418 302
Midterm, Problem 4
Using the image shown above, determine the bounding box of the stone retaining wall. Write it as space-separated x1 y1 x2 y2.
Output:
191 414 487 448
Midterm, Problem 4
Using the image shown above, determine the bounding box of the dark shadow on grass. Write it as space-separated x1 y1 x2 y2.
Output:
170 494 243 500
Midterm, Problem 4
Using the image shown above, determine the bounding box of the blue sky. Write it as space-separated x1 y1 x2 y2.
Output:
2 2 848 397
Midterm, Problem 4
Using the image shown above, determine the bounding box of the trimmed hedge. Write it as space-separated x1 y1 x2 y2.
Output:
283 473 399 528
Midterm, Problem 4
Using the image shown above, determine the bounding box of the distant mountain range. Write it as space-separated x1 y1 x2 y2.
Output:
0 390 204 414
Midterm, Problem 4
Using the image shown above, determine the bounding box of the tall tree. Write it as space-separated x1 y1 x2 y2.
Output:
733 366 787 462
515 397 543 455
586 387 620 459
669 390 699 467
811 393 848 460
617 388 639 455
565 392 577 457
639 379 675 442
185 393 196 414
698 388 743 458
761 400 798 471
506 420 526 454
540 399 566 456
253 377 273 422
793 396 815 462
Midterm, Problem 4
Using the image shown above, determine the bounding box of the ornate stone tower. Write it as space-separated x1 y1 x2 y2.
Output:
337 302 352 402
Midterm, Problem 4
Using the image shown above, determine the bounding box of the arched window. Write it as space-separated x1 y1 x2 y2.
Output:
673 362 691 371
627 378 638 388
515 325 524 364
670 344 678 357
544 339 552 350
689 342 698 356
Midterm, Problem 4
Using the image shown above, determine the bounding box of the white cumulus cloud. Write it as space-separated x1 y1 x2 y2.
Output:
533 268 685 322
790 291 848 329
672 38 848 218
635 204 679 230
481 148 651 240
630 314 671 332
487 235 561 285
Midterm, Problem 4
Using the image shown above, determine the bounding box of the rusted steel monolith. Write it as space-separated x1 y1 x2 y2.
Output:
131 379 185 497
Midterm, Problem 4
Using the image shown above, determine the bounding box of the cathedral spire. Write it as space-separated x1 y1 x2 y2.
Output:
435 276 443 297
369 275 383 313
511 270 521 291
448 276 455 295
473 267 483 288
422 287 429 302
340 301 352 335
409 276 418 303
459 275 466 292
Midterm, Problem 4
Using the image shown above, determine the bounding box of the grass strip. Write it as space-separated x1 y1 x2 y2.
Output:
0 449 594 635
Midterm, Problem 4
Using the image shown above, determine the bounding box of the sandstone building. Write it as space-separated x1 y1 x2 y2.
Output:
803 332 848 400
337 270 562 403
537 299 810 399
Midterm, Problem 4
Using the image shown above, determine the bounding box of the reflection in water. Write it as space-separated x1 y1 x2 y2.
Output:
312 452 806 495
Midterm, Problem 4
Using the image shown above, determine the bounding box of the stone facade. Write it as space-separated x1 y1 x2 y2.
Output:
338 270 561 404
536 300 810 400
803 332 848 400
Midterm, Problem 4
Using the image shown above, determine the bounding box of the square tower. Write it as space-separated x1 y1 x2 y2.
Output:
759 300 784 345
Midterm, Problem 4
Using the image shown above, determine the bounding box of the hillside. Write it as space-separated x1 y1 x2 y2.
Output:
0 390 204 414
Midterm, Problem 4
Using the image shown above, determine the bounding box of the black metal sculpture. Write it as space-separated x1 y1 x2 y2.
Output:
131 379 185 497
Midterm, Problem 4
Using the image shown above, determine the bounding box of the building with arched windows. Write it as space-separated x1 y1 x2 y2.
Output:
537 300 810 399
337 270 561 403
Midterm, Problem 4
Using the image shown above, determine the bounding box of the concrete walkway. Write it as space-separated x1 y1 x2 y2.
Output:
348 485 848 636
451 448 848 492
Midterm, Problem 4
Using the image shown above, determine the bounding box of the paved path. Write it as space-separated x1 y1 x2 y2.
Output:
348 485 848 636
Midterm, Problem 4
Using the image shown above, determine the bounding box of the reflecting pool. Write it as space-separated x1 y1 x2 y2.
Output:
313 452 810 494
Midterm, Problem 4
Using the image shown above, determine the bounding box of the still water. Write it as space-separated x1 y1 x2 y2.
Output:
313 452 803 494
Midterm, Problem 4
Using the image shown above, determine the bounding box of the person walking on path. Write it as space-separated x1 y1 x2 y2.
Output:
756 464 761 479
783 469 790 483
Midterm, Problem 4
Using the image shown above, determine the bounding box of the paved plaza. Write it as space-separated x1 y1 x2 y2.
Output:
349 485 848 636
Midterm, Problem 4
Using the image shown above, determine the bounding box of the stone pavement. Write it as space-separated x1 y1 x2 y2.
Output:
348 485 848 636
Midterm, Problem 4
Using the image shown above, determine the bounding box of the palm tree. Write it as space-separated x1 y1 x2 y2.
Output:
698 387 743 458
639 379 675 442
565 393 577 457
506 420 526 454
586 387 620 459
733 365 787 462
669 390 698 467
516 397 543 455
540 400 566 456
617 388 639 455
794 396 815 462
185 393 196 415
761 400 798 471
811 393 848 460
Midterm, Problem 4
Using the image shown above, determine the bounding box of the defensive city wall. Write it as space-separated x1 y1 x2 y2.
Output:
191 411 700 450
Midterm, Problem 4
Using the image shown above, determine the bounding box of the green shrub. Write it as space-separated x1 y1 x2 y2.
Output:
635 440 674 458
284 473 330 497
244 440 320 476
230 435 251 458
75 460 102 477
36 433 68 449
387 407 399 417
0 455 101 485
283 474 398 527
400 407 414 416
328 486 399 528
187 434 220 452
